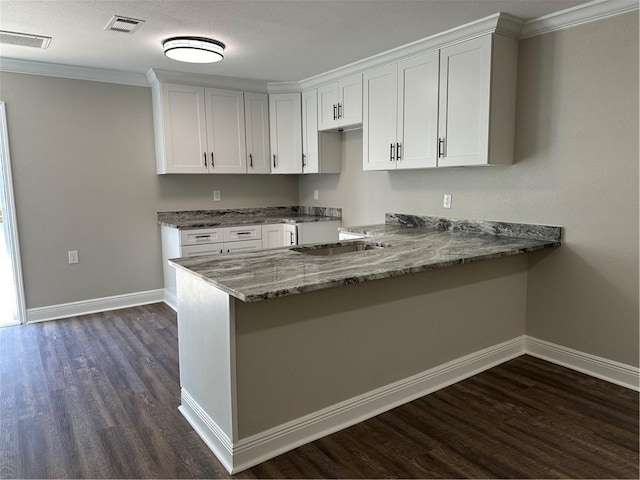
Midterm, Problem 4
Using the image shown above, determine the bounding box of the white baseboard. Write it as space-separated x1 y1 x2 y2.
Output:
163 289 177 312
26 289 164 323
179 389 234 473
183 335 526 474
525 336 640 391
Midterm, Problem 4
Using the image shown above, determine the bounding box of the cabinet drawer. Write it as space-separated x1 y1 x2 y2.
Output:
223 225 261 242
181 243 224 257
180 228 224 246
224 239 263 253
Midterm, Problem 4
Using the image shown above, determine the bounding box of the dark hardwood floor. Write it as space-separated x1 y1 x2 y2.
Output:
0 303 637 479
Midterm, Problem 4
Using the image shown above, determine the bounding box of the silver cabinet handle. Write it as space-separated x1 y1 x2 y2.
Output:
302 153 306 167
390 143 395 161
396 142 401 160
337 102 342 119
333 104 337 120
438 138 445 158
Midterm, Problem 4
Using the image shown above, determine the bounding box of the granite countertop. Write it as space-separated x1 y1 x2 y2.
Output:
169 213 562 303
158 206 342 229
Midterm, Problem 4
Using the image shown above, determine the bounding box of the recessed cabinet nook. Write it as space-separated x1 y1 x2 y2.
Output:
148 13 519 175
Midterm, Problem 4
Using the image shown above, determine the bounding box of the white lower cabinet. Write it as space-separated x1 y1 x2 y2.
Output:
262 224 298 249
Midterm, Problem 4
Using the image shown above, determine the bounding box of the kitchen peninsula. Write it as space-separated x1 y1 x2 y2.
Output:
169 214 561 473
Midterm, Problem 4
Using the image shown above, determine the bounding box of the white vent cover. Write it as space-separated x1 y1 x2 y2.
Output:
105 15 145 34
0 30 51 49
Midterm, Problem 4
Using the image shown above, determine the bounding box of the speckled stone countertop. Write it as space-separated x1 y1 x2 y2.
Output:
158 206 342 229
169 214 561 303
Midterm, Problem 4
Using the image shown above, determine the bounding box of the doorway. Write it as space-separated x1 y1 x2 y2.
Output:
0 101 26 326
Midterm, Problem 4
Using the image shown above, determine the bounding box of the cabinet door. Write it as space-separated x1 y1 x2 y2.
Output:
283 224 298 246
337 73 362 127
302 89 319 174
317 82 339 131
261 224 284 249
397 51 439 169
438 35 491 167
204 88 247 173
244 92 271 174
362 64 398 171
269 93 302 174
160 84 208 173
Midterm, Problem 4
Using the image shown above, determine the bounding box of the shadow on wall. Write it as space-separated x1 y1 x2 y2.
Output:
526 246 640 367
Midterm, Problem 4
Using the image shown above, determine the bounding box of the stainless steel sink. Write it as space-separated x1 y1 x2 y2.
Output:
290 241 383 256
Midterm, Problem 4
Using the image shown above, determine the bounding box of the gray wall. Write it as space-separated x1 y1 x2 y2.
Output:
0 73 299 308
299 13 639 366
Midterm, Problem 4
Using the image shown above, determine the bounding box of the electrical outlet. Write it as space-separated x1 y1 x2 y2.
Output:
443 193 452 209
68 250 79 264
313 189 319 201
213 190 221 202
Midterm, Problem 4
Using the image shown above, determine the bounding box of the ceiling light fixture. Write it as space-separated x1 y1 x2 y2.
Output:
163 37 225 63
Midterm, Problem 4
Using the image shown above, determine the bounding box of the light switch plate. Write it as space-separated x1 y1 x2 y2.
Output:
213 190 221 202
443 193 452 209
313 190 319 201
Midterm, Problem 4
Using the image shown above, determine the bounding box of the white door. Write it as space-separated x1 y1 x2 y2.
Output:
337 73 362 127
317 82 339 131
438 35 491 167
269 93 302 174
363 64 398 171
302 89 319 174
244 92 271 174
205 88 247 174
397 51 440 169
161 84 209 173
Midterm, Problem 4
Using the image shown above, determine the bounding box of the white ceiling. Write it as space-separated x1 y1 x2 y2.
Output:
0 0 591 83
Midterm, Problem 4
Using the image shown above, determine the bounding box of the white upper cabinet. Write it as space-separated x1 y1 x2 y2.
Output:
244 92 271 174
363 52 439 171
363 34 516 171
205 88 247 174
317 73 363 131
397 51 440 169
269 93 302 174
438 34 516 167
154 83 209 174
302 89 341 174
152 83 271 174
362 64 398 171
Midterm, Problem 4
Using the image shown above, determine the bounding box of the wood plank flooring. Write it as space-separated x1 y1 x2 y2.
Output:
0 303 637 478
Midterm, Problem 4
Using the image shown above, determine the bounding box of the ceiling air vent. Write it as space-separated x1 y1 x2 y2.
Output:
105 15 145 34
0 30 51 49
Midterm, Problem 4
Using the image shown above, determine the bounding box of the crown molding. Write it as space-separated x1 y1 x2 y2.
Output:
0 57 149 86
289 12 522 92
520 0 639 39
147 68 268 92
2 1 637 89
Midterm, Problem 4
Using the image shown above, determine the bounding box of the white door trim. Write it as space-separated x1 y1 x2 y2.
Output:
0 102 27 324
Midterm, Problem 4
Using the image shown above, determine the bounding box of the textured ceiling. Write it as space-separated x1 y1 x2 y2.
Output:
0 0 591 82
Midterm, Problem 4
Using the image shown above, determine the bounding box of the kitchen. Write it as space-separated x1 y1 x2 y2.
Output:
0 0 638 478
